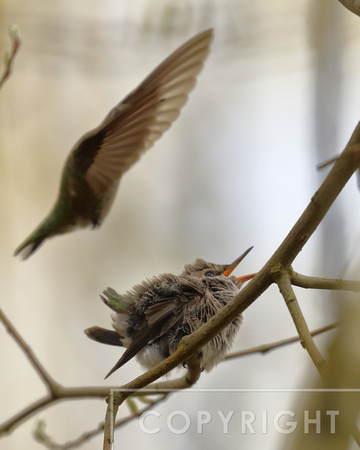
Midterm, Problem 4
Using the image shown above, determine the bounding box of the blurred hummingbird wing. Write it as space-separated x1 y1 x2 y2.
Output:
84 326 124 346
78 29 213 196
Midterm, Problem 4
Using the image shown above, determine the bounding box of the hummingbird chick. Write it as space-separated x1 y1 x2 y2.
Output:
85 247 255 378
15 29 213 259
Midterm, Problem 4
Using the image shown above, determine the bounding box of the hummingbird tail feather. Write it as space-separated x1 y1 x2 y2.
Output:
101 288 130 313
84 326 124 347
84 326 129 379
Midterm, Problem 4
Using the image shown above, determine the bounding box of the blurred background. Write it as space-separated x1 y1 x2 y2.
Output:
1 0 360 448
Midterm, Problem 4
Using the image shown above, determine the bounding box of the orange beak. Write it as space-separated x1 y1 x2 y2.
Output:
236 272 256 282
223 246 254 281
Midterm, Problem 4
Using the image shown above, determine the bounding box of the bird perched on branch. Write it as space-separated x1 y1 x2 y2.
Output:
15 29 213 259
85 247 255 378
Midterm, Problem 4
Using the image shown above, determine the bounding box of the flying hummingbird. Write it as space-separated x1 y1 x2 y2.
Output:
14 29 213 259
85 247 255 378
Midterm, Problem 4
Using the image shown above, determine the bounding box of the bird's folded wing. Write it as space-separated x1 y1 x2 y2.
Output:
105 296 179 378
105 278 204 377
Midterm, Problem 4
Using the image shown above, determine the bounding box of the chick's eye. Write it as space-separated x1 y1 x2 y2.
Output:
205 271 215 277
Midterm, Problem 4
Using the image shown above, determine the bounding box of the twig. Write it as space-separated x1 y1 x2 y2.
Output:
291 271 360 291
0 308 58 389
225 322 338 359
316 154 339 170
103 393 118 450
35 394 168 449
0 305 251 438
102 353 202 449
0 309 111 435
140 352 202 393
276 270 327 376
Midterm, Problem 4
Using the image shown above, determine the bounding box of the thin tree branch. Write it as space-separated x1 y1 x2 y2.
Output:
0 314 338 443
35 394 168 449
317 154 340 170
0 309 110 435
0 305 203 437
291 271 360 291
13 318 342 437
102 353 202 449
225 322 338 360
103 395 117 450
0 313 200 449
0 308 58 390
0 386 115 436
0 396 54 436
276 270 327 376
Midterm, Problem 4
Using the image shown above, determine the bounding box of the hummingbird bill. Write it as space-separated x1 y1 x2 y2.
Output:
15 29 213 259
85 247 255 379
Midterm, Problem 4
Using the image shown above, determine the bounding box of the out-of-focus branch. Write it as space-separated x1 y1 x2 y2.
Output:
226 322 338 360
35 394 168 450
290 297 360 449
0 25 20 89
